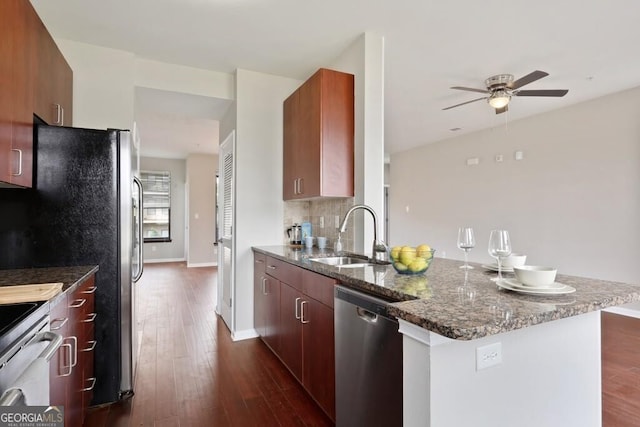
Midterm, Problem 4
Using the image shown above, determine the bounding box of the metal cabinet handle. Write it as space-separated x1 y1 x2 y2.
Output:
81 340 97 352
298 178 303 195
81 313 97 323
53 104 63 125
301 300 309 324
69 299 86 308
81 377 97 392
267 265 276 270
262 278 268 295
295 297 301 320
50 317 68 331
293 179 298 195
81 286 97 294
10 149 22 176
59 343 73 377
69 336 78 368
255 259 264 264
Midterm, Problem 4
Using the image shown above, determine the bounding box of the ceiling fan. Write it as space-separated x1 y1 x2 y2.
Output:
443 70 568 114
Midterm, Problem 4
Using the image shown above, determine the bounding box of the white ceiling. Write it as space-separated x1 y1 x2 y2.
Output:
31 0 640 157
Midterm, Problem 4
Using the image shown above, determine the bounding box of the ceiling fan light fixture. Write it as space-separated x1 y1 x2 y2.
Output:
488 90 510 109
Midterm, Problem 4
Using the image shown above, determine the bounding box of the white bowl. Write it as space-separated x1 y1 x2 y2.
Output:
501 253 527 268
513 266 557 288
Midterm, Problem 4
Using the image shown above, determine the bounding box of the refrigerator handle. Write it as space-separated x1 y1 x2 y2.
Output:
133 176 144 283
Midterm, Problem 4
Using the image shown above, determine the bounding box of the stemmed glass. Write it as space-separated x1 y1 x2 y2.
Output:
457 227 476 270
488 230 512 282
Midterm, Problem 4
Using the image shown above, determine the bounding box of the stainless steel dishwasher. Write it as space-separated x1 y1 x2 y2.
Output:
334 285 403 427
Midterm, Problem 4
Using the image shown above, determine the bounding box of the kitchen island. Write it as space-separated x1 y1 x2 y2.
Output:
253 246 640 427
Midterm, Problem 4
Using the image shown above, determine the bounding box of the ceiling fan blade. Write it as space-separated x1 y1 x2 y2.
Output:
442 96 487 110
450 86 489 94
514 89 569 97
495 105 509 115
509 70 549 90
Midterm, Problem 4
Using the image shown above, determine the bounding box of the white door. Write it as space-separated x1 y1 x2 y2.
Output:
217 131 235 330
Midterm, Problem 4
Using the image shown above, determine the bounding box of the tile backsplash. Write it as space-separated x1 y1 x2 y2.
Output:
283 198 355 251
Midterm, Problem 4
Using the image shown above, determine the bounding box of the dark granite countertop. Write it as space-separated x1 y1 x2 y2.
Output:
0 265 99 307
253 245 640 340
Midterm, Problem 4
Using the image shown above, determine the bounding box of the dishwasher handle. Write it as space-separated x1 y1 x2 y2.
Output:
356 307 378 323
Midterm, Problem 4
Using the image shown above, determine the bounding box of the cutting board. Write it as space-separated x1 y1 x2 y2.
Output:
0 283 63 304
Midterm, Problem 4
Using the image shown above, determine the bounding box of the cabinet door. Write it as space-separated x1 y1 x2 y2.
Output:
5 0 36 187
296 70 321 198
302 297 335 421
254 255 267 337
0 1 16 184
279 282 303 381
263 275 280 353
283 90 299 200
34 9 72 126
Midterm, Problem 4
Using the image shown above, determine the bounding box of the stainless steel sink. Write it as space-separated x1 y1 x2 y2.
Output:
310 256 372 267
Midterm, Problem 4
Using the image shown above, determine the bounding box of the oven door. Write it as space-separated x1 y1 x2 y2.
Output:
0 318 62 406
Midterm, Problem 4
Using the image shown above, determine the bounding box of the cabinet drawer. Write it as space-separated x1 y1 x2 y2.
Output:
265 257 302 290
302 269 336 308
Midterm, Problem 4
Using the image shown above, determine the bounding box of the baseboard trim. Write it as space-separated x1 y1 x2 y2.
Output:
231 329 259 341
144 258 186 264
186 262 218 268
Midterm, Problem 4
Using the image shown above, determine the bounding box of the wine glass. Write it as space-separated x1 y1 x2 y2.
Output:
457 227 476 270
488 230 512 282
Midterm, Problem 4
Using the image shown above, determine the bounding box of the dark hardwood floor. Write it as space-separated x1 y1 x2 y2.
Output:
602 311 640 427
84 262 332 427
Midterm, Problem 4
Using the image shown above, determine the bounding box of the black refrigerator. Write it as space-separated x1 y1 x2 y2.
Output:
0 124 143 405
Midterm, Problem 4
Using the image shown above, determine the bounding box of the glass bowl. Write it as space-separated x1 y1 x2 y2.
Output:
389 247 435 275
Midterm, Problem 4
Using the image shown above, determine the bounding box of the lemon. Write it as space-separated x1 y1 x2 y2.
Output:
399 247 417 265
409 258 428 272
390 246 402 261
394 262 408 272
416 244 432 259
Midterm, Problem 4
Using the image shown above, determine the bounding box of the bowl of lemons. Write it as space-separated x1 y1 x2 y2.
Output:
389 244 435 275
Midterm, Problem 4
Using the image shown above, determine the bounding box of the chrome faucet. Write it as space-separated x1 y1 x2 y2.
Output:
338 204 388 263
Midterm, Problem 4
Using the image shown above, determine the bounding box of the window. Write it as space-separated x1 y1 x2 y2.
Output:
141 171 171 243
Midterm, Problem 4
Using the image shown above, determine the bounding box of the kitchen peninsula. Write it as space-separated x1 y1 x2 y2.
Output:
253 246 640 427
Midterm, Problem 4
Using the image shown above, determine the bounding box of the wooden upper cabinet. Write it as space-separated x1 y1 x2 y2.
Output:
283 68 354 200
34 13 73 127
0 0 72 188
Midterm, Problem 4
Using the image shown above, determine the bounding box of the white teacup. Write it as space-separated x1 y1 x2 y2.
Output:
304 236 314 249
501 253 526 269
316 236 327 249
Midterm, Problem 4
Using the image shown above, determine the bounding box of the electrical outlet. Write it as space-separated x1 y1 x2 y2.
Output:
319 216 324 228
476 342 502 371
151 246 157 252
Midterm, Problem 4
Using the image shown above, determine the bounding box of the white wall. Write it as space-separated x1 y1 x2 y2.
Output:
141 157 186 262
186 153 218 266
330 33 386 253
390 86 640 286
134 58 233 99
57 40 135 130
233 69 301 336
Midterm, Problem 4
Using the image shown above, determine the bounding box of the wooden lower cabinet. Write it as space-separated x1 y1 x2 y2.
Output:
302 297 335 420
278 282 304 381
254 254 280 353
49 274 96 427
253 252 336 421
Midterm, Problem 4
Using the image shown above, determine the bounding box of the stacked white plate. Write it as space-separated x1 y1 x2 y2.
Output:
496 278 576 295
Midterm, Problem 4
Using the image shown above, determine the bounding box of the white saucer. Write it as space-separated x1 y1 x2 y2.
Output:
481 263 514 273
496 278 576 295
